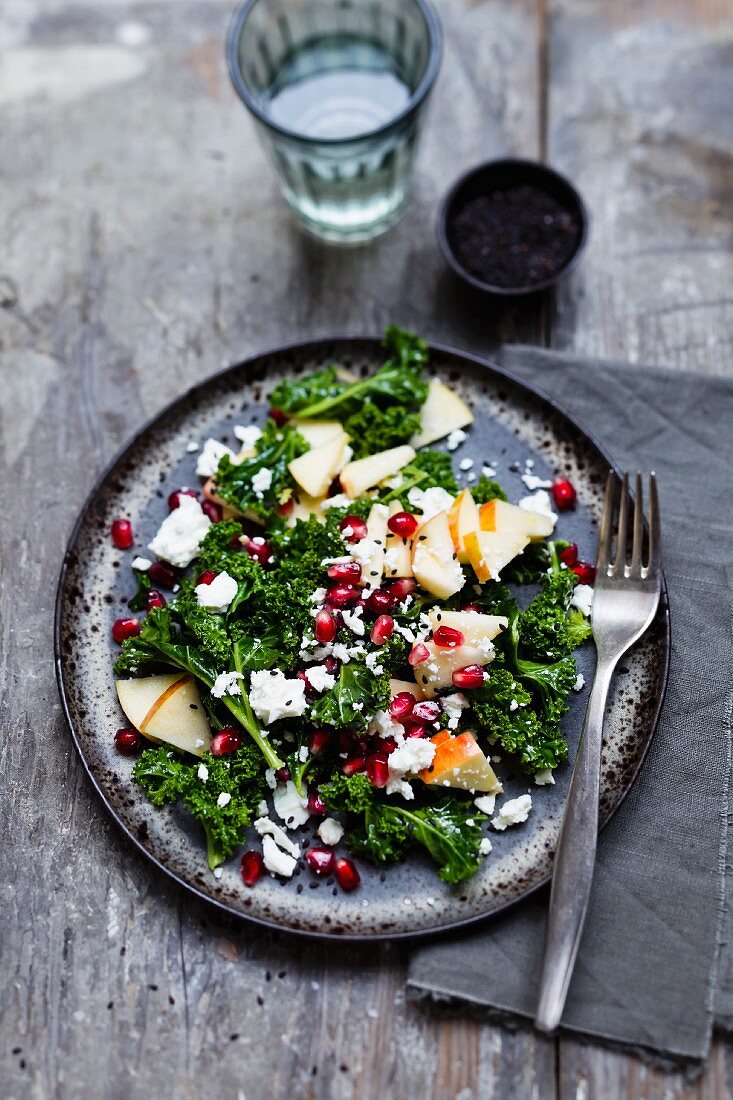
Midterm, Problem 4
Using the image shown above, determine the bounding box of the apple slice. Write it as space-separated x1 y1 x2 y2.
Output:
447 489 480 563
389 677 426 702
464 529 530 583
411 510 465 599
339 444 415 498
479 498 555 541
288 431 349 499
412 640 492 698
419 730 502 794
427 608 508 647
383 500 414 580
354 502 389 587
410 379 474 449
116 674 212 757
291 418 345 449
202 478 247 522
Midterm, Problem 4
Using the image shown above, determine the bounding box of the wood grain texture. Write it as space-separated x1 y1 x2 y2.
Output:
0 0 731 1096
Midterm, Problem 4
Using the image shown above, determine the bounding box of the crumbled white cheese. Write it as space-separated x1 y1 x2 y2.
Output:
574 673 585 691
517 490 557 530
261 834 297 878
441 692 469 730
249 669 308 724
482 465 497 478
509 699 519 712
305 664 336 693
383 546 402 576
369 708 405 742
256 799 269 817
474 794 496 815
364 651 385 676
148 495 212 568
310 587 328 605
265 768 277 790
196 437 235 477
317 817 345 846
273 780 310 828
197 764 209 781
459 457 474 471
251 466 273 498
131 556 152 572
491 794 532 831
570 584 594 618
407 485 455 521
211 671 244 698
217 792 232 807
521 473 553 491
186 440 200 453
194 738 205 748
254 816 300 857
321 493 352 510
446 428 467 451
479 837 493 856
387 738 436 799
233 424 262 449
195 570 239 612
341 606 365 636
534 769 555 786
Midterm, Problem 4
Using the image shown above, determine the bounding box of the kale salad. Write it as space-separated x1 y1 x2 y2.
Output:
110 327 595 892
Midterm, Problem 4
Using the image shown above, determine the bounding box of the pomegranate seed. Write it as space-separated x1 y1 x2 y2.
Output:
314 609 337 643
461 603 481 614
551 478 577 510
269 407 288 426
148 561 179 589
201 499 223 524
339 514 368 541
308 729 333 756
242 537 273 567
197 569 218 586
334 857 361 892
366 753 390 788
387 577 417 600
241 850 265 887
114 727 142 755
275 766 291 783
297 669 317 699
452 664 485 689
111 518 134 549
408 642 431 667
210 727 241 755
559 542 579 567
327 561 362 582
387 511 419 538
371 615 394 645
168 488 197 511
112 617 140 644
326 584 361 607
308 790 327 816
277 497 294 517
404 722 427 738
145 589 166 611
338 730 357 754
366 588 395 614
411 700 441 725
389 692 416 721
380 736 398 755
322 656 340 675
433 625 464 648
572 561 597 585
306 847 335 875
342 756 366 776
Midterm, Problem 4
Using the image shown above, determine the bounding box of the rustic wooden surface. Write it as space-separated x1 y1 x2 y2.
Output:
2 0 732 1096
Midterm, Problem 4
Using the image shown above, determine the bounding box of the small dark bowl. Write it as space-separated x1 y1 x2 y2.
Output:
437 158 589 296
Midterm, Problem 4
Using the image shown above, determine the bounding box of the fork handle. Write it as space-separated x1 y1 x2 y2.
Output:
534 658 616 1033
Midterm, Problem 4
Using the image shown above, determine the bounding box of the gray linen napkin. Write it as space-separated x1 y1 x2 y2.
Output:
408 347 733 1064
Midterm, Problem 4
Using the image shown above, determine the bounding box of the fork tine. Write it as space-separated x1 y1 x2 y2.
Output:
630 472 644 573
597 471 616 571
614 473 629 571
648 472 661 576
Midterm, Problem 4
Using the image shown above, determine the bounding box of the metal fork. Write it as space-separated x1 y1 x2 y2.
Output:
535 471 662 1033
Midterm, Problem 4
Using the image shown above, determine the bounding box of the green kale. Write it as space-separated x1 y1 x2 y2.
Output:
348 803 411 864
269 512 345 566
469 665 568 772
519 561 591 661
133 745 188 806
270 326 429 420
462 580 517 619
502 542 552 585
169 584 232 665
128 567 152 612
214 421 307 520
472 476 508 505
321 772 375 814
197 521 264 585
309 662 390 732
343 402 421 460
506 614 578 729
386 449 459 504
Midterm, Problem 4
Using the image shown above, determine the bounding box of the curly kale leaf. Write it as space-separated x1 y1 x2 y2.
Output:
343 402 421 460
133 745 189 806
309 662 390 732
168 584 232 664
128 567 152 612
214 421 307 520
502 542 553 585
270 365 347 416
469 666 568 772
321 772 375 814
505 614 578 728
472 476 508 505
197 521 266 587
386 449 459 504
347 803 411 864
519 564 591 661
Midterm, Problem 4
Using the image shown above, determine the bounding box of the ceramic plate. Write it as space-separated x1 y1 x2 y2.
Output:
55 338 670 940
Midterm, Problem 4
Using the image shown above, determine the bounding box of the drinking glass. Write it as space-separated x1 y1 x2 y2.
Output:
227 0 442 243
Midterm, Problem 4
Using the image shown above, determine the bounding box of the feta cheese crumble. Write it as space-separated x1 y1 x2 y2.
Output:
479 837 493 856
474 794 496 815
251 466 273 498
186 440 200 453
321 493 352 510
273 780 310 828
249 669 308 724
407 485 455 521
387 738 436 800
459 457 474 471
491 794 532 831
261 834 297 878
195 570 239 612
517 489 557 524
341 606 365 636
317 817 345 846
211 671 244 698
446 428 467 451
304 664 336 693
131 556 152 572
521 473 553 491
148 494 212 568
441 692 469 730
574 673 585 691
197 764 209 781
254 816 300 857
534 769 555 786
570 584 594 618
217 792 232 807
196 437 235 477
233 424 262 449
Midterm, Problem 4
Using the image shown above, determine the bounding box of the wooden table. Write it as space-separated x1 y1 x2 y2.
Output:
2 1 732 1096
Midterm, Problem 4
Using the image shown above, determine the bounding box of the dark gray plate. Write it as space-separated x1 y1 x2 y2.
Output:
55 338 670 940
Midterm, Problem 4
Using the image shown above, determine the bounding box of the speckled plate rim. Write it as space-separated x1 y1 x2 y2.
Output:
54 336 671 943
